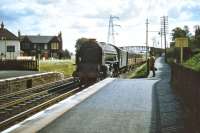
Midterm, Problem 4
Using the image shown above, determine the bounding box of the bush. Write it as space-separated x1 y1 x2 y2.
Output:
183 52 200 71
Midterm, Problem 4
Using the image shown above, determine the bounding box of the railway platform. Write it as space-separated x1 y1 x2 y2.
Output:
0 70 41 79
3 57 185 133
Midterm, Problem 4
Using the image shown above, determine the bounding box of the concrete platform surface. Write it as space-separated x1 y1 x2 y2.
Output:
0 70 41 79
38 80 158 133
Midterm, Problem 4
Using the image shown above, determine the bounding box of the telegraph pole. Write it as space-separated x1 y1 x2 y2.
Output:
164 16 167 61
161 16 168 62
160 18 162 49
107 15 120 45
111 18 115 44
107 16 111 44
160 30 162 49
145 18 149 60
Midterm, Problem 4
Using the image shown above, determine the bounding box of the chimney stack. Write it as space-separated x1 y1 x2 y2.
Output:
18 30 21 40
1 22 4 29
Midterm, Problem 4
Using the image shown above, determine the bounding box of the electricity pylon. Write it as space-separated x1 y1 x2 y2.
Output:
107 15 120 45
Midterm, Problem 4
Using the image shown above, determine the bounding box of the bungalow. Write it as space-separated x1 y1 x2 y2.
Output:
0 22 20 60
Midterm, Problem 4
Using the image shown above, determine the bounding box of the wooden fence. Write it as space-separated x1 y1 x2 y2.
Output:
0 60 39 71
171 63 200 131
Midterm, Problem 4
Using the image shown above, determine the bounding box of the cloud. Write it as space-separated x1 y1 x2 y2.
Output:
1 0 200 52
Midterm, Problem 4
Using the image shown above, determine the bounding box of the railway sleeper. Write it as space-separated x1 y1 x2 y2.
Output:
35 97 44 101
0 99 6 102
12 96 21 99
12 105 21 108
0 101 7 105
4 108 13 111
38 95 47 99
0 111 6 114
25 101 33 104
30 99 38 102
18 103 26 106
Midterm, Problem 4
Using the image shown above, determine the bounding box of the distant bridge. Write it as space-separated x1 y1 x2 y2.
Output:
120 46 164 55
120 46 150 53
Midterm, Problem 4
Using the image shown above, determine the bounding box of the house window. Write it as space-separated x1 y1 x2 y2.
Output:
34 44 36 49
51 42 59 49
44 44 47 50
38 45 44 50
7 46 15 52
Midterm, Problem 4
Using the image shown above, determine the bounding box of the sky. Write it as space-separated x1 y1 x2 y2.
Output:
1 0 200 53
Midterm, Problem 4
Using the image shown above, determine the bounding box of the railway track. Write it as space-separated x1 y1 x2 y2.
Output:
0 77 73 105
0 78 82 131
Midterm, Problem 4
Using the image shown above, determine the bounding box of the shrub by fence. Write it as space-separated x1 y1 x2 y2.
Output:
0 60 39 71
171 63 200 131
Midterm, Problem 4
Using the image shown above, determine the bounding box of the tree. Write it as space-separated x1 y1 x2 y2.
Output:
193 25 200 48
194 25 200 40
171 27 187 41
75 38 88 51
183 25 190 36
61 49 71 59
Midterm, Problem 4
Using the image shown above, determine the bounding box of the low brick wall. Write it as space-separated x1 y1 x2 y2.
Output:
0 72 64 96
171 63 200 131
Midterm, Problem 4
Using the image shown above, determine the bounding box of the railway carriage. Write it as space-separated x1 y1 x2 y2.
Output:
113 45 128 72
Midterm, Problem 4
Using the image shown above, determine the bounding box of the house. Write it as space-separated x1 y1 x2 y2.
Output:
20 32 63 59
0 22 20 60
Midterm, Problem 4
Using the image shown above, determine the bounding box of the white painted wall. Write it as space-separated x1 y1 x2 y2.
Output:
0 40 20 59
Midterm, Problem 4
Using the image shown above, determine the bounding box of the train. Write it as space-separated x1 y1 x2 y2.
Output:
72 38 145 85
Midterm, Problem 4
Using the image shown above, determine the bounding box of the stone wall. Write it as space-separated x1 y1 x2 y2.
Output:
171 63 200 132
0 72 64 96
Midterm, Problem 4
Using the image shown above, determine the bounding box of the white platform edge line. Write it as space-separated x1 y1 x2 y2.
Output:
2 78 115 133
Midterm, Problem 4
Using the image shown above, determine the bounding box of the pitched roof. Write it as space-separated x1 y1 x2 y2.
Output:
0 22 18 40
21 35 59 44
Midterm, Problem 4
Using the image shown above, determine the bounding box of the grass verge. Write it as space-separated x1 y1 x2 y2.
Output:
39 60 75 77
183 52 200 71
127 63 148 79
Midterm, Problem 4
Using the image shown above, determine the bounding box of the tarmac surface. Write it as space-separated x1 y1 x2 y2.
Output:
39 79 157 133
38 57 185 133
151 58 185 133
0 71 41 79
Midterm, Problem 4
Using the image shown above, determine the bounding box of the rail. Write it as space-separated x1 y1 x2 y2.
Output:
0 79 80 131
0 77 73 104
0 86 82 131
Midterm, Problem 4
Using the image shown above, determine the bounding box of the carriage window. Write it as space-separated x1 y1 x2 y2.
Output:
105 54 117 61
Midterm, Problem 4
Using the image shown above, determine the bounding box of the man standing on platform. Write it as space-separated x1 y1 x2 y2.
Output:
148 51 156 77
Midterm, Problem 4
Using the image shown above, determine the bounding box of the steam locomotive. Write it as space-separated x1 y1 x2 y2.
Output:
72 38 145 84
